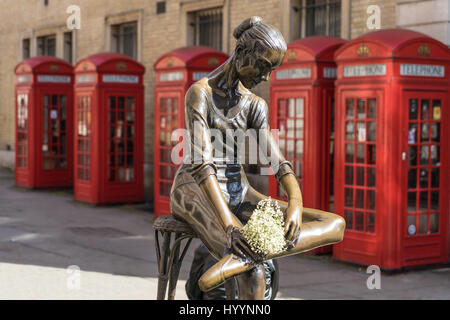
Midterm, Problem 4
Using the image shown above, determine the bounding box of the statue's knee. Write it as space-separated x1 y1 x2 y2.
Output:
334 216 346 241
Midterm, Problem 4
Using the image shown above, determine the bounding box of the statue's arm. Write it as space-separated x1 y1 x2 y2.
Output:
184 85 242 232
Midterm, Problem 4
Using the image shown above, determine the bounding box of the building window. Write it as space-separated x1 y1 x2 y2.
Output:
63 32 73 63
295 0 341 38
189 8 222 51
22 39 30 59
111 22 137 59
37 34 56 56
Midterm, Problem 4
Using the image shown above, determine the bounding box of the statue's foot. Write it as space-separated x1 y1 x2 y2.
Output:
198 253 255 292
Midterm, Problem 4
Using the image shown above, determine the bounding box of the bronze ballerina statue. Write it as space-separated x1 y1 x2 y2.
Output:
170 16 345 300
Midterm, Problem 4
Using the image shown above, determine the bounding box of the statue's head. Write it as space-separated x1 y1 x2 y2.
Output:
233 16 287 89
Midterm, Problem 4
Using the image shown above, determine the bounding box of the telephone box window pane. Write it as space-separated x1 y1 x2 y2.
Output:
407 215 416 235
296 98 304 117
409 99 418 120
419 169 428 188
296 119 304 139
356 122 366 142
295 140 303 158
420 100 430 120
367 99 376 119
367 213 375 233
356 144 364 163
408 169 417 189
346 98 354 118
419 191 428 211
345 188 353 207
345 122 354 140
367 145 376 165
355 212 364 231
288 99 295 117
366 190 375 210
431 123 440 142
345 166 353 185
408 146 417 166
418 214 427 234
420 146 429 165
367 122 376 142
345 144 354 163
357 99 365 119
431 168 439 188
430 146 439 165
367 167 375 187
420 123 429 142
127 97 135 110
355 189 364 209
408 192 416 212
344 210 353 230
408 123 418 144
356 167 364 186
430 191 439 211
430 213 439 233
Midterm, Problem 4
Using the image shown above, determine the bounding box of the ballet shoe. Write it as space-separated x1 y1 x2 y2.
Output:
198 253 255 292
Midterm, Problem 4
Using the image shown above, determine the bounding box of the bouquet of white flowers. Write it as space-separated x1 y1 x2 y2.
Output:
241 197 287 256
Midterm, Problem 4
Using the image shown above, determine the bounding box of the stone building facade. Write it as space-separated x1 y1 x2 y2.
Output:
0 0 447 202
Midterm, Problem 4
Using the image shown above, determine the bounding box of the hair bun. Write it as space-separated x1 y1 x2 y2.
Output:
233 16 262 40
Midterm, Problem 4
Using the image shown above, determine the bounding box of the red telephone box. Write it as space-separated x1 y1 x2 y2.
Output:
14 57 74 188
73 53 145 204
333 29 450 269
153 46 228 217
269 36 346 253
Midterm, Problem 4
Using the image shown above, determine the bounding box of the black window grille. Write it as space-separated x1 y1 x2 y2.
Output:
301 0 341 38
192 8 223 51
111 22 138 59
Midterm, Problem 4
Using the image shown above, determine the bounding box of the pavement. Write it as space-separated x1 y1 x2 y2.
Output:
0 168 449 300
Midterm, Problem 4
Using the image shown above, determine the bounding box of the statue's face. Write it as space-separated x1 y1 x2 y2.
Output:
236 47 284 89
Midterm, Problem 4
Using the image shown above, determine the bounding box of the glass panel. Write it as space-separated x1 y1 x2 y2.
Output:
408 192 416 212
287 119 294 138
357 99 365 119
431 168 439 188
419 191 428 211
296 98 304 117
430 191 439 210
367 98 376 119
418 214 427 234
430 213 439 233
288 98 295 117
431 123 440 142
408 146 417 166
420 146 429 165
420 123 429 142
409 99 418 120
355 189 364 209
127 97 135 110
367 145 376 165
345 188 353 207
356 144 364 163
345 166 353 185
367 213 375 233
356 122 366 142
430 145 439 165
420 100 430 120
355 211 364 231
419 169 428 188
296 119 304 139
407 215 416 235
345 122 354 140
366 190 375 210
295 140 303 158
408 169 417 189
345 98 354 118
356 167 364 186
367 167 375 187
367 122 376 142
408 123 418 144
344 210 353 229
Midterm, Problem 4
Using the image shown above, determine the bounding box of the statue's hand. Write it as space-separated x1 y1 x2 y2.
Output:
226 226 264 264
284 200 303 245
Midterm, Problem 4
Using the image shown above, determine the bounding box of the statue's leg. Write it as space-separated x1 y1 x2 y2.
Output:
235 264 266 300
243 186 346 259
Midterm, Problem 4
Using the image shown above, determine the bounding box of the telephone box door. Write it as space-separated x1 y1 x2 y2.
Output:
154 90 184 215
269 91 308 200
402 91 449 265
335 89 382 265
